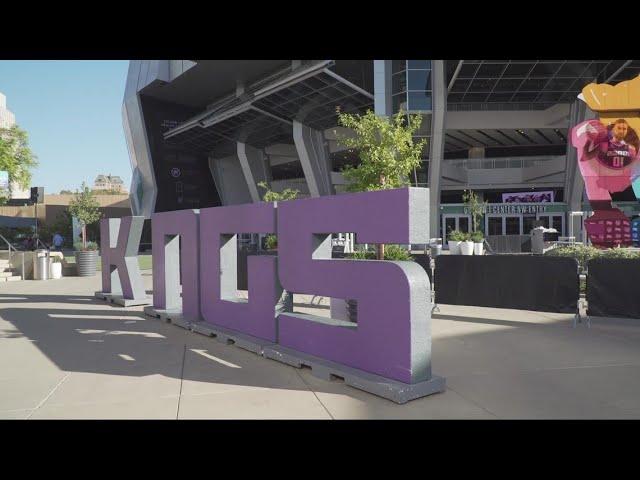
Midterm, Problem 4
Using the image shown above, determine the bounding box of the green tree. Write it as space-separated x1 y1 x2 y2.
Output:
68 182 102 250
58 190 74 195
257 181 299 202
0 125 39 204
335 108 426 258
257 181 299 249
462 189 487 234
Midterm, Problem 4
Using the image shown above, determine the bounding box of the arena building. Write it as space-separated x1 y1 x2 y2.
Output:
122 60 640 247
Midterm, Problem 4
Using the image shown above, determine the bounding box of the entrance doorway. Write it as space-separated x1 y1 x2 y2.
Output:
485 213 565 236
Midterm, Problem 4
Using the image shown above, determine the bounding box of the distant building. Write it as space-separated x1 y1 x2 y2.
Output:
0 92 16 128
0 92 29 200
93 174 128 193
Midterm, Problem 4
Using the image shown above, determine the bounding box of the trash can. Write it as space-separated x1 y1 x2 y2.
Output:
429 238 443 257
33 249 50 280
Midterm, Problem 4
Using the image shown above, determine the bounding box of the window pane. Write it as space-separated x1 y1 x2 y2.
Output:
459 217 470 233
552 215 563 233
505 216 520 235
408 70 432 91
523 215 537 235
392 93 407 113
408 60 431 69
445 217 456 237
488 217 503 236
407 92 432 111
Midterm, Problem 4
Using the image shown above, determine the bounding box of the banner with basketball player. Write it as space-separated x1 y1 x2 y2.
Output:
570 76 640 248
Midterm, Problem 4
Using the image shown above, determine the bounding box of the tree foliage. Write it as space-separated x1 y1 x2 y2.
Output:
257 181 299 202
462 189 487 233
257 181 300 250
335 108 426 259
0 125 39 193
68 183 102 249
335 108 426 192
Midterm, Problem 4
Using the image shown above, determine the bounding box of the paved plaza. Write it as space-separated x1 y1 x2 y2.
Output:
2 272 640 419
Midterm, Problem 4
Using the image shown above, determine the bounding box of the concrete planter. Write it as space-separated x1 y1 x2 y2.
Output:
460 241 474 255
473 242 484 255
50 262 62 279
448 240 461 254
75 250 98 277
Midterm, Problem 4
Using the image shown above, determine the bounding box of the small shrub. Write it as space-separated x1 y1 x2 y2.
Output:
470 231 484 243
545 244 640 271
74 241 98 252
264 234 278 250
448 230 466 242
599 248 640 260
349 249 376 260
383 245 414 261
347 245 414 261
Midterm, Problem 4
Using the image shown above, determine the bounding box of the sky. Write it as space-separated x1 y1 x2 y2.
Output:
0 60 130 194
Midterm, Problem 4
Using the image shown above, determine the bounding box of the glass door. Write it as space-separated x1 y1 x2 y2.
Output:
537 213 564 235
505 216 522 235
442 214 472 239
486 215 504 236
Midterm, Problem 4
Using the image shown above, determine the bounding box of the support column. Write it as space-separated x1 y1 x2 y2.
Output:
428 60 446 239
237 142 271 202
292 120 333 197
564 99 595 241
208 154 253 206
374 60 393 117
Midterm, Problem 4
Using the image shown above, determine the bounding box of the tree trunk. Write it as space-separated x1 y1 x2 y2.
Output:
377 243 385 260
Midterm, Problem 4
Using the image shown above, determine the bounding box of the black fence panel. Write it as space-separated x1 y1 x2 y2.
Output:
435 255 579 313
586 258 640 318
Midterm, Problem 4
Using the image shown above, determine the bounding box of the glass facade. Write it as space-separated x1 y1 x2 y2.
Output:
391 60 434 182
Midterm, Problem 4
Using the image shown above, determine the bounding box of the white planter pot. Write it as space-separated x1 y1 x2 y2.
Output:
50 262 62 279
460 241 474 255
473 242 484 256
448 240 461 254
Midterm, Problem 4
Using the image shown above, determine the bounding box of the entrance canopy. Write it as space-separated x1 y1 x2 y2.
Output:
163 60 374 152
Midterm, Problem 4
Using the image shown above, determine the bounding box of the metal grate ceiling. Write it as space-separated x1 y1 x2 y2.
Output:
164 66 373 152
446 60 637 109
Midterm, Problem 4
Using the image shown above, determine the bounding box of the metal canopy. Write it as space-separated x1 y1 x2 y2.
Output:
445 60 639 110
444 127 568 152
164 61 374 152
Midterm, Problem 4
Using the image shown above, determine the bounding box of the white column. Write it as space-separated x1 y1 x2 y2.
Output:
428 60 447 239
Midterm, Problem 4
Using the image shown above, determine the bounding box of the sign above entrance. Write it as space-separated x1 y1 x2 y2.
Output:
502 191 554 203
464 204 548 215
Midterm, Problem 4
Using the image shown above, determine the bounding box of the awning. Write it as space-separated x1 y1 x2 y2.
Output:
163 60 374 152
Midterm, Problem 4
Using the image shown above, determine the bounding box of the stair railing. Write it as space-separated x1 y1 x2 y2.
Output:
0 233 25 280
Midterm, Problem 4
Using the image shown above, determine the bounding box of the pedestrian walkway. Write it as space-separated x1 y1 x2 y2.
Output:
1 274 640 419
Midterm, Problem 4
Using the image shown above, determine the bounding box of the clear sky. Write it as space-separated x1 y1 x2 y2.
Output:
0 60 130 194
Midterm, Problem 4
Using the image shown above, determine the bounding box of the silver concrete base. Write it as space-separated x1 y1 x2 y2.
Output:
189 322 276 355
143 306 194 330
95 291 151 307
262 345 446 404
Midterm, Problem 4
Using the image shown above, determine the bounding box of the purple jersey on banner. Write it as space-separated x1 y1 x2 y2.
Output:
597 137 637 169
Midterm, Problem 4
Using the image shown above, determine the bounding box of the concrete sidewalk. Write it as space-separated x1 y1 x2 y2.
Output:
1 273 640 419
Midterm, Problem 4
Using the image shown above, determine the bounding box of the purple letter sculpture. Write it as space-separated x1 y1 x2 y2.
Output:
263 187 445 401
195 202 283 352
144 209 200 328
96 216 150 307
